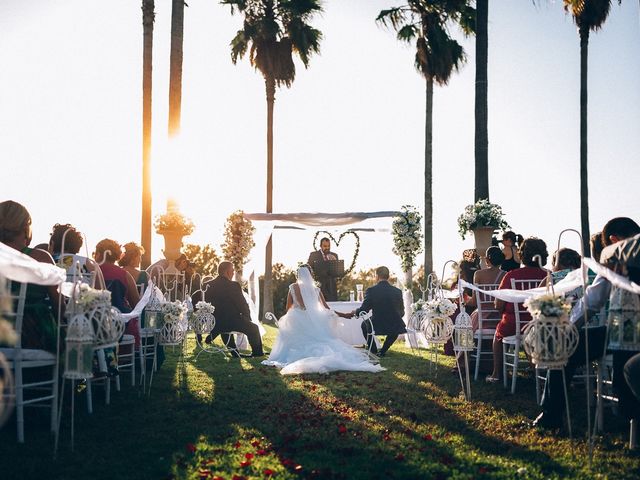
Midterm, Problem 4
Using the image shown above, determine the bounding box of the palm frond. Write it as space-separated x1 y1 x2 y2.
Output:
287 19 322 67
230 29 249 64
376 7 409 30
396 24 419 43
279 0 323 19
564 0 612 31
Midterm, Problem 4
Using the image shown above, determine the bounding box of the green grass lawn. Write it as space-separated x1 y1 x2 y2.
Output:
1 326 638 479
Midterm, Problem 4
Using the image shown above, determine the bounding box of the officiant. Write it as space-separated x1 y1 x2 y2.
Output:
307 237 340 301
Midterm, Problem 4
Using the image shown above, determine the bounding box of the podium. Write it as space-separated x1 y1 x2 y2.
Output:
311 259 344 278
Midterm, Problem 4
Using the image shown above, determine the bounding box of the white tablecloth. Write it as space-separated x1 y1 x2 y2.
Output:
327 301 368 346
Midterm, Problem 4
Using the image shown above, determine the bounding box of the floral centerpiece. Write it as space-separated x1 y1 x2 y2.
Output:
221 211 256 278
76 283 111 312
192 301 216 336
424 297 457 318
420 297 456 344
523 294 578 368
392 205 423 288
161 300 188 323
457 199 509 240
154 211 195 235
411 299 427 311
195 301 215 316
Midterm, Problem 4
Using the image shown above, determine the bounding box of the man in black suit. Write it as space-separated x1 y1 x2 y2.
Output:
307 237 339 301
201 261 264 357
352 266 406 357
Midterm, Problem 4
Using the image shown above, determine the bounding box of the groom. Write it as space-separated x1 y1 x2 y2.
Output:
201 261 264 358
351 266 405 357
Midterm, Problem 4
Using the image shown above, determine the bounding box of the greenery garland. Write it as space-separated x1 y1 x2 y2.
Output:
311 230 360 277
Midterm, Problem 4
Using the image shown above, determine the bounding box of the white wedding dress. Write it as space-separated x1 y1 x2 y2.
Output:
262 267 384 375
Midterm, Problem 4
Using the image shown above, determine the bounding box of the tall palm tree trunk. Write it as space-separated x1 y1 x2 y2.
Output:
424 77 433 276
474 0 489 202
141 0 154 269
263 76 276 317
579 26 591 254
168 0 184 137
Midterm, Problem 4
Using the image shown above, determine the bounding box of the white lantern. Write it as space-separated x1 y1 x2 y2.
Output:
453 311 475 352
91 305 125 348
158 321 186 346
523 313 579 369
422 315 454 345
64 313 95 379
145 288 165 329
191 311 215 335
608 287 640 351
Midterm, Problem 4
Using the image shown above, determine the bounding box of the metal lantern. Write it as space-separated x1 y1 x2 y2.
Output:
64 313 95 379
144 287 165 329
523 313 579 369
90 305 126 348
608 286 640 351
191 310 215 335
158 320 186 346
422 314 454 345
453 311 475 352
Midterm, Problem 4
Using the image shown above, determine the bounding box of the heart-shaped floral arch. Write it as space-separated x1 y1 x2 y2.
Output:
312 230 361 277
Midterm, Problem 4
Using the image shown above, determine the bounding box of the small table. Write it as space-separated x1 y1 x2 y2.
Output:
327 301 367 346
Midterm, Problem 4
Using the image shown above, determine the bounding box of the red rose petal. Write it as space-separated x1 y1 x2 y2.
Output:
263 469 274 476
245 453 254 460
240 460 251 468
186 443 197 453
251 440 261 448
233 441 241 449
423 434 433 441
256 449 268 456
337 424 347 434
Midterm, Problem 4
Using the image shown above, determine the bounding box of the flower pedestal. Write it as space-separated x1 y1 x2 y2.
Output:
160 230 185 273
472 226 495 268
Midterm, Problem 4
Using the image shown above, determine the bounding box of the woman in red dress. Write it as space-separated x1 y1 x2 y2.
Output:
486 237 549 382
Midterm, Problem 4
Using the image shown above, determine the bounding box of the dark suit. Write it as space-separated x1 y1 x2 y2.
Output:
355 280 406 354
201 275 263 355
307 250 339 301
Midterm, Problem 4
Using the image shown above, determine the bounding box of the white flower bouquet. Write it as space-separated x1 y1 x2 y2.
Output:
161 300 188 323
221 211 256 273
457 199 510 239
392 205 423 271
411 299 427 311
76 284 111 311
154 211 195 235
524 294 571 319
195 301 215 315
424 297 457 318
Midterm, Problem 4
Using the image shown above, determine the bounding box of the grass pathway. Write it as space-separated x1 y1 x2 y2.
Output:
1 326 638 479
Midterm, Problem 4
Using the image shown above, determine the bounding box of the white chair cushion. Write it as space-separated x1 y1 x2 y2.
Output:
0 347 56 362
502 335 518 345
120 334 135 344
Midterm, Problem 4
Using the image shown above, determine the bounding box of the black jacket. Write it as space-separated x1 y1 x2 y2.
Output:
355 280 406 335
203 276 252 332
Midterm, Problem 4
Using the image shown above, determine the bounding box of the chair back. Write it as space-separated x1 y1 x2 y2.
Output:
474 283 501 332
2 278 27 350
146 264 186 302
511 278 543 337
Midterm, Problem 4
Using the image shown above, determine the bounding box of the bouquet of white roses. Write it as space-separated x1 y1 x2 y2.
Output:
76 284 111 311
392 205 423 271
424 297 457 318
524 294 571 319
195 301 215 315
457 199 510 240
411 299 427 311
221 211 256 273
161 301 188 323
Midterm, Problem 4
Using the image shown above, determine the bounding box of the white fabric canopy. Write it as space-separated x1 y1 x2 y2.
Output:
0 242 66 286
584 257 640 295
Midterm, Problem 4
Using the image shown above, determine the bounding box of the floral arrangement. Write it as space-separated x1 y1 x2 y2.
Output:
524 294 571 319
312 230 360 276
195 301 215 315
161 301 188 323
154 211 195 235
76 284 111 311
411 299 427 311
423 297 457 318
221 211 256 273
392 205 423 272
457 199 510 239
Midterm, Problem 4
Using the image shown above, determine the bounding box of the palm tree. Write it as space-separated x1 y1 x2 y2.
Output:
377 0 475 276
168 0 185 137
474 0 488 202
141 0 155 269
223 0 322 315
564 0 614 255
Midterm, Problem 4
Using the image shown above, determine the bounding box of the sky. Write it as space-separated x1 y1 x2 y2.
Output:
1 0 639 280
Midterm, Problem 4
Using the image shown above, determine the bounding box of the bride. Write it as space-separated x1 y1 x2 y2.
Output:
262 265 385 375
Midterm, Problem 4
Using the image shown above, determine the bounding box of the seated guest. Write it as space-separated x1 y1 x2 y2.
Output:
486 237 549 382
500 231 523 272
533 217 640 429
118 241 148 288
467 246 506 331
94 239 141 348
0 200 61 352
551 248 581 283
48 223 103 286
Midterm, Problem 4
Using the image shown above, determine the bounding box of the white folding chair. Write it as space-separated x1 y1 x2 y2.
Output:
470 283 501 381
0 279 59 443
116 334 136 389
502 278 541 394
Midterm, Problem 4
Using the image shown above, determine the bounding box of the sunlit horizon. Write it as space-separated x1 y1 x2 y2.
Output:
2 0 639 277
